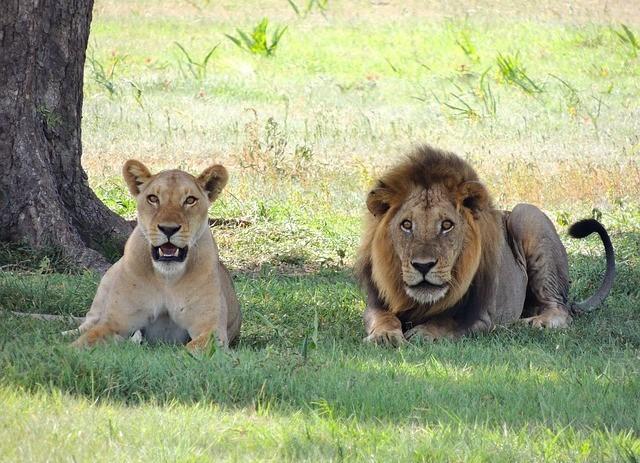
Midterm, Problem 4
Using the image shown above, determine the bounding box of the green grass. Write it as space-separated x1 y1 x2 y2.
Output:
2 0 640 460
80 1 640 206
2 208 639 460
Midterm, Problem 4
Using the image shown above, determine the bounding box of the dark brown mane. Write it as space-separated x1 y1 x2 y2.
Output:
370 145 488 213
356 144 502 318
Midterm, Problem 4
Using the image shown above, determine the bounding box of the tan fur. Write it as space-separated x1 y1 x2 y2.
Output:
72 160 241 351
356 145 615 345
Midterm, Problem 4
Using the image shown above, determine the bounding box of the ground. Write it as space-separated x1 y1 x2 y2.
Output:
1 0 639 460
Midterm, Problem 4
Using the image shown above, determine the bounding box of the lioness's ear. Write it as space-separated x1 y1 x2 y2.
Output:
123 160 152 196
366 182 393 216
197 164 229 202
457 181 489 217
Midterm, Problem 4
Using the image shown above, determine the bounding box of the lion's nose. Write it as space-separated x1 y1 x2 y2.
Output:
158 224 181 238
411 259 437 275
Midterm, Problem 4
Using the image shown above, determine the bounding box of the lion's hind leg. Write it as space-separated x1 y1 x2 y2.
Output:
507 204 572 329
521 304 571 329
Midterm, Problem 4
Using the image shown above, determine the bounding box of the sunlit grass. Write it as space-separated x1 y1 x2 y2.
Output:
2 0 640 460
81 7 640 205
2 385 636 462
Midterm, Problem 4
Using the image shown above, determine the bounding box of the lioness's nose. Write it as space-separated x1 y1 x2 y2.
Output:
158 224 181 238
411 259 437 275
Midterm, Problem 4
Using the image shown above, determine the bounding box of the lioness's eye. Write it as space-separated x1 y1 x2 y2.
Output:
184 196 198 205
400 219 413 232
147 195 159 205
441 220 454 232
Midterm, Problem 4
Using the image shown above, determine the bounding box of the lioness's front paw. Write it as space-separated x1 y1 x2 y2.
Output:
186 331 227 353
186 338 207 352
365 328 406 347
71 337 88 348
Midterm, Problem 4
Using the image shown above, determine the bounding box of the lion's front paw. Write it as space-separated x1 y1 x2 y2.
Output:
365 328 407 347
404 325 438 343
405 321 457 343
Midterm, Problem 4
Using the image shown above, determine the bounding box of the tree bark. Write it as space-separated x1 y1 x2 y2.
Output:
0 1 132 272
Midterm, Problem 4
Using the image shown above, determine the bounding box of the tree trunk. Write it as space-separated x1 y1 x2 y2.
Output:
0 0 132 272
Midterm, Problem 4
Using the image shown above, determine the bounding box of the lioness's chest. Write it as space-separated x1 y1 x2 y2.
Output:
134 287 192 343
143 286 193 321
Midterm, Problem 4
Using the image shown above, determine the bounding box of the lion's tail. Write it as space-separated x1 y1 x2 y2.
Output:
568 219 616 313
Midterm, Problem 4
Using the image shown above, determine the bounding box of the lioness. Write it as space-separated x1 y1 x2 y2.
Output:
72 160 241 350
356 146 615 345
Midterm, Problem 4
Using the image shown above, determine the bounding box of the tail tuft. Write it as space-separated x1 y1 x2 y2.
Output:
568 218 604 239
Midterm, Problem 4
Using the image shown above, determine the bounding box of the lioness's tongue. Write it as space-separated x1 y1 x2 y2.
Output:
160 243 178 256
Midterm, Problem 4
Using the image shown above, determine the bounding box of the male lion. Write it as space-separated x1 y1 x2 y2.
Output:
71 160 241 350
356 146 615 345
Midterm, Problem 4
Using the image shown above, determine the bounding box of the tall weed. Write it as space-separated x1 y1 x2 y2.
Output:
226 18 287 57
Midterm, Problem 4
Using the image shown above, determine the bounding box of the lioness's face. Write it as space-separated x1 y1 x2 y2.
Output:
137 172 209 264
123 160 228 274
388 185 467 304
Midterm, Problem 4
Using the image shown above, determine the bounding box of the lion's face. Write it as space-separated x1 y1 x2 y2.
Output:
389 185 468 304
123 160 228 275
366 165 489 311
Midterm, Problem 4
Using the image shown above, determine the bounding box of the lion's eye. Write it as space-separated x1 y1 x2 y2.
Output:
400 219 413 232
184 196 198 205
441 220 454 232
147 195 159 205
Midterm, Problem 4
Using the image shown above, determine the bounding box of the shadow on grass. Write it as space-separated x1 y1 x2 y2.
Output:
0 311 638 433
0 235 638 432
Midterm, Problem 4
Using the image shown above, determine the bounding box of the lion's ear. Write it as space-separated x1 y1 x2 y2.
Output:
197 164 229 202
366 182 393 216
457 181 489 216
123 160 152 196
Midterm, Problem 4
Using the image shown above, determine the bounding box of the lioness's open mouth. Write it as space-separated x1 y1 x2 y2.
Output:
152 243 188 262
408 280 447 290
